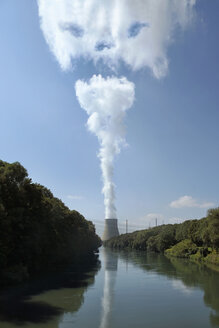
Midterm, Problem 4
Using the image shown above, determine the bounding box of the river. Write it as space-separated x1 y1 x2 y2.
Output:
0 247 219 328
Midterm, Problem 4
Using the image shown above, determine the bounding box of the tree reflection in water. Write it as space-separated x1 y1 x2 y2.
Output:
0 257 100 328
116 249 219 328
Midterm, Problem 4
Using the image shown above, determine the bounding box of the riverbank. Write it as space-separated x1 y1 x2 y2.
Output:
165 239 219 268
104 208 219 267
0 160 101 286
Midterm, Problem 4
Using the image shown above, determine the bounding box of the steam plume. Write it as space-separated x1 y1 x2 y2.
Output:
75 75 135 218
37 0 196 219
38 0 196 78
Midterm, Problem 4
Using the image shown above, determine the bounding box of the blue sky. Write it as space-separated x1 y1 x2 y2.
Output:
0 1 219 235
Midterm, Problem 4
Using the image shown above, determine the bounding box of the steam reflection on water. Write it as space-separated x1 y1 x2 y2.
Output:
100 248 118 328
0 248 219 328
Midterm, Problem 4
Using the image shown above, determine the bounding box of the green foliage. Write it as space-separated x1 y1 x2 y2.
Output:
105 207 219 267
204 250 219 266
206 208 219 249
165 239 198 258
0 160 101 284
106 224 178 252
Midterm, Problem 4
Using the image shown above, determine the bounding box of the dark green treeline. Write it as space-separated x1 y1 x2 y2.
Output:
105 209 219 265
0 160 101 285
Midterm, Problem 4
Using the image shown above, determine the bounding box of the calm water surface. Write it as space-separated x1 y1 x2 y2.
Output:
0 247 219 328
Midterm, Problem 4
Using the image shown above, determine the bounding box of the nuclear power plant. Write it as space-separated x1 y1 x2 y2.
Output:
102 218 119 241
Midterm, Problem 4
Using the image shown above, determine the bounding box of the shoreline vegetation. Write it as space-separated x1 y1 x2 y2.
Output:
104 209 219 268
0 160 101 286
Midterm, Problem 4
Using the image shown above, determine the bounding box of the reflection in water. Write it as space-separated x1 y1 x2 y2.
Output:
0 257 100 328
117 250 219 328
168 256 219 327
171 279 196 296
100 248 118 328
0 249 219 327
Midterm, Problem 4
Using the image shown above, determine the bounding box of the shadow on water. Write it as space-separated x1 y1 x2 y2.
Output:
0 255 100 326
115 249 219 328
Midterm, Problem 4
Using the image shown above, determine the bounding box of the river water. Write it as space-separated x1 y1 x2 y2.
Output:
0 247 219 328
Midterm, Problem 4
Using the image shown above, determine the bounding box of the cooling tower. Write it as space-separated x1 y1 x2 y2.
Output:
102 218 119 241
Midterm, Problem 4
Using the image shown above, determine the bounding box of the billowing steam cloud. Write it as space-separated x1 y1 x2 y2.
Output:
37 0 196 221
38 0 196 78
75 75 135 219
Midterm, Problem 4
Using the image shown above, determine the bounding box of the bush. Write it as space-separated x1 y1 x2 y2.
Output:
165 239 198 258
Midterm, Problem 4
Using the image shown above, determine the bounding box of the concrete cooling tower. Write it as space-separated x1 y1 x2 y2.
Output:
102 219 119 241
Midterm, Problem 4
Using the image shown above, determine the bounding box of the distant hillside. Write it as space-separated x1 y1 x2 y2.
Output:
0 160 101 285
104 210 219 266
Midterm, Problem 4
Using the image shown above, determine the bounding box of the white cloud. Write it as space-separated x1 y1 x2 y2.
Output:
135 213 164 227
37 0 196 78
138 213 185 225
171 279 195 296
170 195 214 209
123 214 184 232
166 217 185 224
67 195 84 200
144 213 164 221
75 75 135 219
